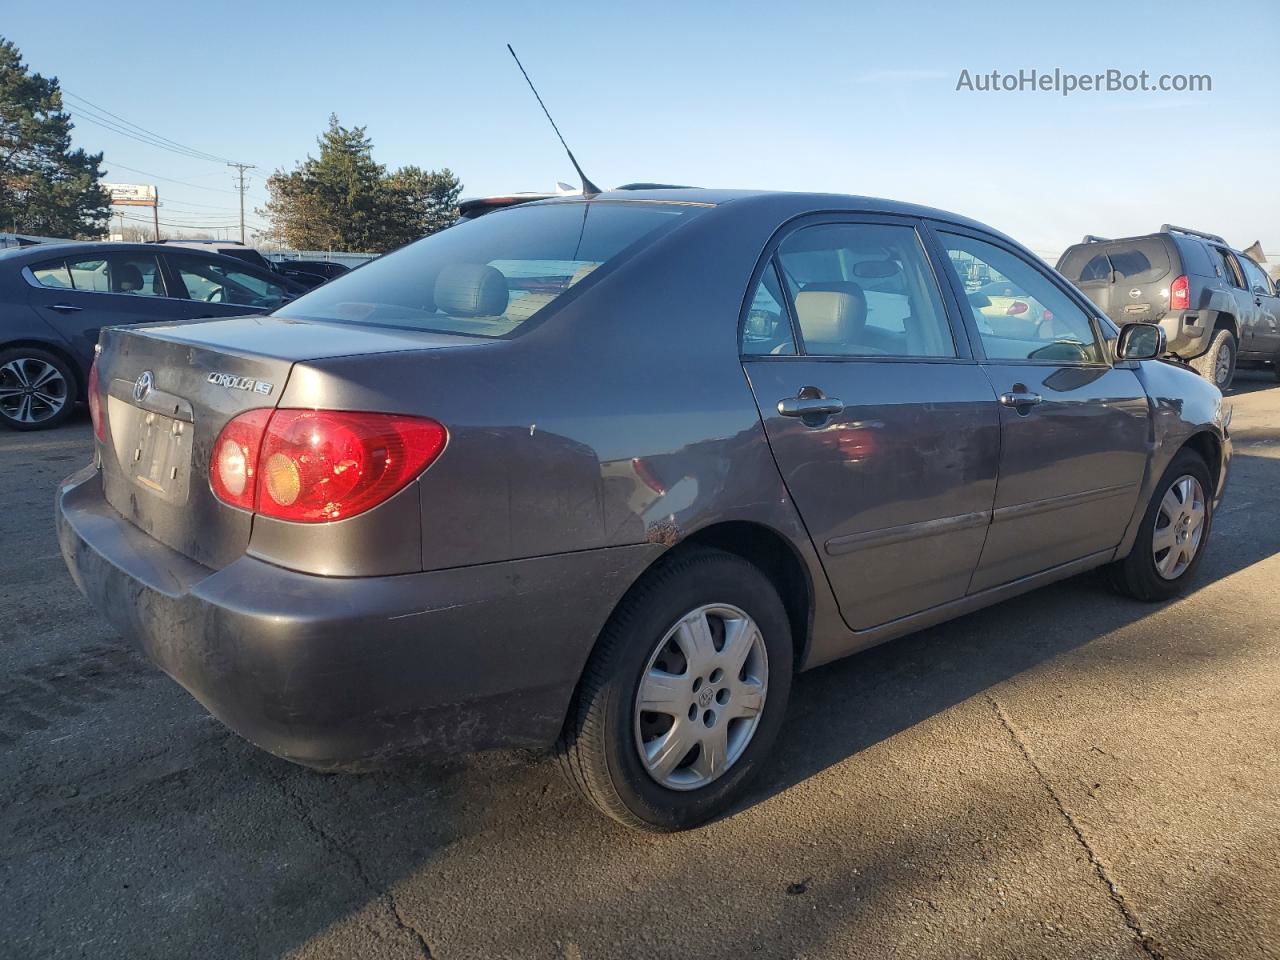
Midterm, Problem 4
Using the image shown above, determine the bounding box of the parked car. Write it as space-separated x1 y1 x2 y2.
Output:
1057 225 1280 389
273 259 351 289
0 241 305 429
57 190 1231 831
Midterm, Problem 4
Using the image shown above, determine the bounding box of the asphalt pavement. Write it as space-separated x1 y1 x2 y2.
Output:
2 372 1278 960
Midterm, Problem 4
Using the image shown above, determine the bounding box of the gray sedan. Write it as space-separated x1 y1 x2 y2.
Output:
57 189 1231 831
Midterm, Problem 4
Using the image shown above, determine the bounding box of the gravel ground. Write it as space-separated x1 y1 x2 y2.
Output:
1 372 1278 960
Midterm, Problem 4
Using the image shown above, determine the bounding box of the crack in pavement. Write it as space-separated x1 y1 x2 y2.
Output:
267 766 433 959
987 695 1167 960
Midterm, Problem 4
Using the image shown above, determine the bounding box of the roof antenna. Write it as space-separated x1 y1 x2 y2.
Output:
507 44 601 197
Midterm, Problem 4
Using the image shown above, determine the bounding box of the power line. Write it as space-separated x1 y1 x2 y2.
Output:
102 159 243 195
64 91 245 165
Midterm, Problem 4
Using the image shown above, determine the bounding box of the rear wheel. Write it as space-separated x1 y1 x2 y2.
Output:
0 347 76 431
1191 328 1236 390
1107 448 1213 601
557 548 793 831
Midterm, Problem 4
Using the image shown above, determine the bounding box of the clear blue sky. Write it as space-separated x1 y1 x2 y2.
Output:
6 0 1279 260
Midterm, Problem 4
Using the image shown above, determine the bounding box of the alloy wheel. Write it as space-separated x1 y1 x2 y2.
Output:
1153 475 1206 580
1215 343 1233 386
633 603 768 791
0 357 69 425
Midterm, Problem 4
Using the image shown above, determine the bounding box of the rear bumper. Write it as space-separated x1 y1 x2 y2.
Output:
1160 311 1213 358
56 465 658 769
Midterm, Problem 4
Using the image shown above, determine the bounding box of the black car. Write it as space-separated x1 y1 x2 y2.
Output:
273 259 351 289
0 241 305 430
1058 225 1280 389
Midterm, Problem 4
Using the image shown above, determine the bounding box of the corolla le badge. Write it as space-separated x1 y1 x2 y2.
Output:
207 372 274 396
132 370 154 403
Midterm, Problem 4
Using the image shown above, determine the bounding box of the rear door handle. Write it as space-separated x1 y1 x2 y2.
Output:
778 395 845 418
999 391 1043 407
49 303 83 313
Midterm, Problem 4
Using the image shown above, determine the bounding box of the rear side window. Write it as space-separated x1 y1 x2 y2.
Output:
276 202 705 337
30 260 72 289
770 223 955 358
66 254 166 297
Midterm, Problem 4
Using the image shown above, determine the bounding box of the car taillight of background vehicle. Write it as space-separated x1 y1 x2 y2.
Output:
1170 275 1190 311
87 360 104 442
1006 301 1028 315
209 409 447 522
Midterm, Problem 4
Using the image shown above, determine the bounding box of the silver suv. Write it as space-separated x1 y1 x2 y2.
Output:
1058 225 1280 389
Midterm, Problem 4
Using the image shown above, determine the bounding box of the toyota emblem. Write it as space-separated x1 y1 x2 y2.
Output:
133 370 154 403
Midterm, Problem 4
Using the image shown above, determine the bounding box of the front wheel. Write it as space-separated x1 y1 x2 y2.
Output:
1107 448 1213 601
557 548 793 831
1190 328 1236 391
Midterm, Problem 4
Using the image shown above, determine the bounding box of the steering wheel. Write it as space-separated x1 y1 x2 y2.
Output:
203 288 224 303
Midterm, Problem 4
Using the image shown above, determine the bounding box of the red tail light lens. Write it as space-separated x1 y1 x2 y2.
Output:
87 360 105 442
1005 301 1029 316
210 408 272 511
209 409 447 522
1170 275 1190 311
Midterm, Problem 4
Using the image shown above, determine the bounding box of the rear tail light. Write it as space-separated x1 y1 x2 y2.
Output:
87 360 105 442
1170 275 1190 311
1006 301 1029 316
210 409 447 522
210 408 272 511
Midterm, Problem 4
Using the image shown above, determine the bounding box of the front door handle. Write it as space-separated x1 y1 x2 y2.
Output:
778 389 844 418
999 391 1043 407
49 303 83 313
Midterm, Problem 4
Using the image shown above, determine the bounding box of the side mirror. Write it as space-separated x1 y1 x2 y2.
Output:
1116 322 1165 361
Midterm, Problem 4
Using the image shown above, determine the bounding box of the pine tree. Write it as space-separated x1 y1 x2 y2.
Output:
0 37 110 237
261 115 461 253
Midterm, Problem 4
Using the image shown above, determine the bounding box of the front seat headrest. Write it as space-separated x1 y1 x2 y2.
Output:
434 264 509 317
114 263 144 293
794 281 866 347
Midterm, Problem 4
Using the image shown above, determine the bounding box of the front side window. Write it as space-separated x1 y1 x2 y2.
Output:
940 233 1103 363
172 255 290 308
275 201 705 337
772 223 955 357
1239 255 1273 296
58 254 166 296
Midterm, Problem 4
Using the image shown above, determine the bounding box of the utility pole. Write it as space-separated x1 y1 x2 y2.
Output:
152 188 160 242
227 162 255 245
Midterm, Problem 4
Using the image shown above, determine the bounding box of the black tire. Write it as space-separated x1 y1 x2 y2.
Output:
0 347 77 431
1190 328 1236 391
556 547 794 831
1107 447 1214 601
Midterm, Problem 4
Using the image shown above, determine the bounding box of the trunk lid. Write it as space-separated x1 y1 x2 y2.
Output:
96 315 477 569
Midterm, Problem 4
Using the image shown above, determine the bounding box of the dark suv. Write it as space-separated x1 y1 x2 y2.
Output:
1058 225 1280 389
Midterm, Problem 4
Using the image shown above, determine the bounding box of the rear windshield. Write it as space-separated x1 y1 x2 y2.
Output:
275 201 704 337
1058 238 1172 285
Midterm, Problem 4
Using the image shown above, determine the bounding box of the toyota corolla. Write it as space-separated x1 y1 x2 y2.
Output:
57 189 1231 831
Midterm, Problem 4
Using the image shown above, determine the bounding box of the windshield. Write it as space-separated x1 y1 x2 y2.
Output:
275 201 705 337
